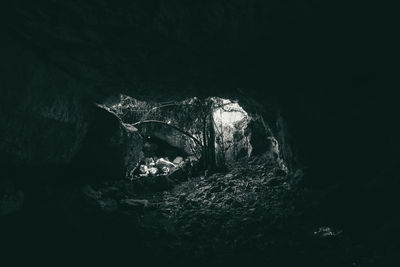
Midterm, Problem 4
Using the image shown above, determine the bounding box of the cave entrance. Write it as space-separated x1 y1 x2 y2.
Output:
102 94 254 179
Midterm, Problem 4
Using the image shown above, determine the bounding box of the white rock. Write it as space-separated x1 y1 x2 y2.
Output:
173 156 184 165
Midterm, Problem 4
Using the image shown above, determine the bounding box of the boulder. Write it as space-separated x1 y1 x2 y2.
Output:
156 158 176 168
173 156 184 165
139 165 149 176
161 166 170 174
148 167 158 175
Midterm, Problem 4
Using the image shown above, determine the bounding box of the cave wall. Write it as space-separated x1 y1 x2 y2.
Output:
0 37 143 200
0 38 89 168
72 106 143 181
269 90 400 250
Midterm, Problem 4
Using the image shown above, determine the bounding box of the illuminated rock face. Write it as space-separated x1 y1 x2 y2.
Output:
212 98 252 162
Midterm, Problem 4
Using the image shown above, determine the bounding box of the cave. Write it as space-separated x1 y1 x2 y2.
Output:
0 1 398 267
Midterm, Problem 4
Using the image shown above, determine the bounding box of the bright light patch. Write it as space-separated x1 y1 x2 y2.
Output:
212 98 251 161
213 99 248 126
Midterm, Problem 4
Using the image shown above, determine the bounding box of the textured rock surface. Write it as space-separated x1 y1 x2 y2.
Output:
0 38 89 168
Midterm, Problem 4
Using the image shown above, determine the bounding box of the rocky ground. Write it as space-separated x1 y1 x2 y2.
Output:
0 155 379 267
71 154 378 267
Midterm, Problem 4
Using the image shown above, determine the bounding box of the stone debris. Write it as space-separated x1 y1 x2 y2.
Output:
148 167 158 175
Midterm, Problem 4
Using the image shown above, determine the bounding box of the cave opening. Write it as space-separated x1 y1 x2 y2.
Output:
101 94 270 183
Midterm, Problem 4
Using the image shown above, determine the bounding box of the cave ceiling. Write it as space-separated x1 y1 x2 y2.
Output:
1 0 338 99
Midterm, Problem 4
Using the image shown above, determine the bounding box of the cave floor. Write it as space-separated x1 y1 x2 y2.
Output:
1 155 377 267
77 155 376 266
